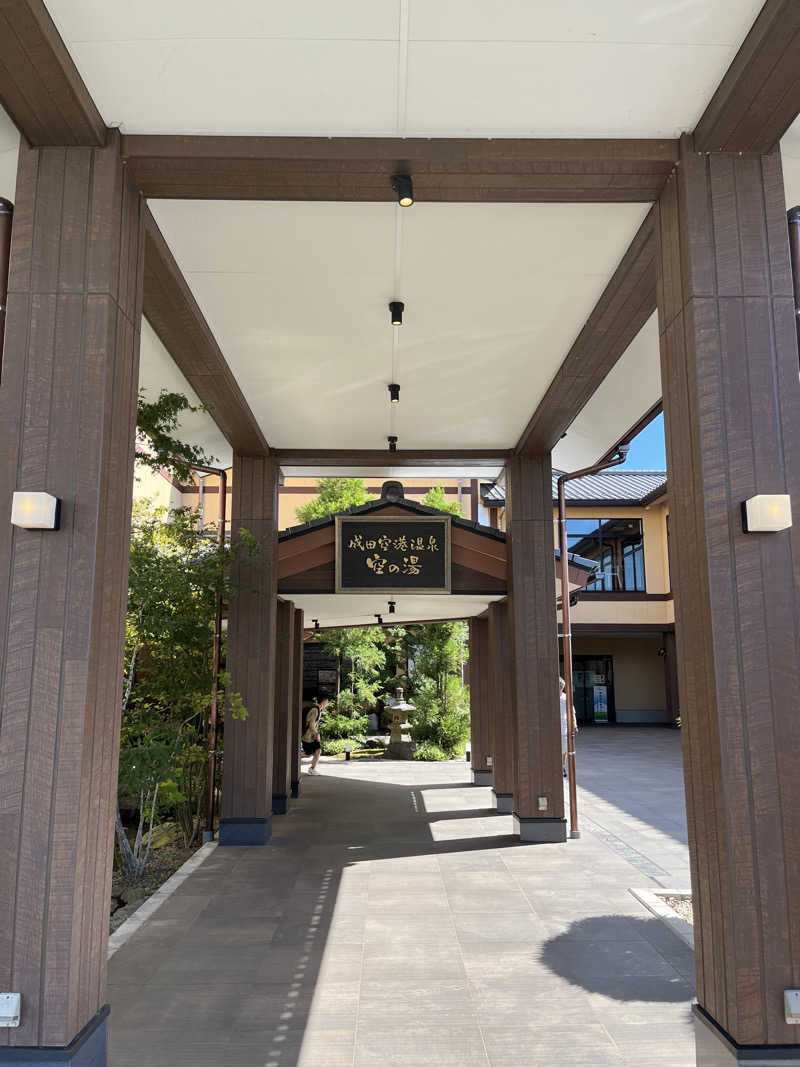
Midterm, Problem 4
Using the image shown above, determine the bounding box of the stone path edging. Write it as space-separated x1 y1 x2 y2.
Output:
107 841 218 959
629 886 695 949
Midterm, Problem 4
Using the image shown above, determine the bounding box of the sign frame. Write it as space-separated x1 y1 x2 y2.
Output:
335 514 452 595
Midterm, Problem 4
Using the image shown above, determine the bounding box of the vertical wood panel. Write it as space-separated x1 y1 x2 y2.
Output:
291 610 304 793
272 599 294 806
506 454 563 828
468 617 491 773
656 136 800 1047
487 603 514 796
0 136 144 1049
221 455 278 826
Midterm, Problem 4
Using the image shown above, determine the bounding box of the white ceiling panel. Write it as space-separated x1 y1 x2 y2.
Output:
149 199 649 453
552 313 661 471
43 0 763 138
291 593 503 629
138 317 233 469
0 104 19 203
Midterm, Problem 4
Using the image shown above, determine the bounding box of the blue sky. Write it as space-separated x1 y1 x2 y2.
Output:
618 413 666 471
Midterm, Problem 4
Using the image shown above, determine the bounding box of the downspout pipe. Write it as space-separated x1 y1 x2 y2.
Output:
557 445 629 839
191 463 228 842
788 206 800 360
0 197 13 376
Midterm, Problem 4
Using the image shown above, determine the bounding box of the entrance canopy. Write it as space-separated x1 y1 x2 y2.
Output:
278 481 595 628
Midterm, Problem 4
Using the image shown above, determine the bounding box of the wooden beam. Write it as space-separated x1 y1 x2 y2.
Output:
694 0 800 153
142 208 269 457
275 449 510 468
0 0 105 146
516 207 657 455
121 136 679 203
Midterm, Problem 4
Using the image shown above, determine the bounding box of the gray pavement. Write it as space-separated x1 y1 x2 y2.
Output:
108 726 696 1067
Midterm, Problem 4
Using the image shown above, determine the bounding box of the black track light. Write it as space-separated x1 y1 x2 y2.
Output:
313 619 320 632
375 614 384 626
388 601 396 615
391 174 413 207
388 382 400 403
387 435 398 452
389 301 404 326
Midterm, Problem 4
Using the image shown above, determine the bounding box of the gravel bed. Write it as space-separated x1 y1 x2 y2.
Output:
660 893 693 925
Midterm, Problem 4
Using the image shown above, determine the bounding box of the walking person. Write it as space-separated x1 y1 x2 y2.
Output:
560 677 578 777
302 691 328 775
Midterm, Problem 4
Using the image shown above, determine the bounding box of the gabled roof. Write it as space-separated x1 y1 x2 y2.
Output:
480 470 667 509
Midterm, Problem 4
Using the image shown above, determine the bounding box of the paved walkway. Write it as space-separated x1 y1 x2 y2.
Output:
108 727 696 1067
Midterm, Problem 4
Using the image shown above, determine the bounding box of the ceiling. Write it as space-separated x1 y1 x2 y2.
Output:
44 0 763 138
291 593 504 629
149 198 650 453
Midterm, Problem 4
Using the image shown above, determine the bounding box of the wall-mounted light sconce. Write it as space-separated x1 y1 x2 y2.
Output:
388 600 396 614
10 491 60 530
391 174 413 207
387 436 398 452
389 301 404 326
742 494 792 533
388 383 400 403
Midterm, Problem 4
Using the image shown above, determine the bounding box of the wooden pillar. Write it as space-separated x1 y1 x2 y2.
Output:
657 134 800 1057
468 616 492 786
219 455 278 845
0 136 144 1058
662 630 679 724
272 599 294 814
290 608 304 798
487 601 514 811
506 454 564 842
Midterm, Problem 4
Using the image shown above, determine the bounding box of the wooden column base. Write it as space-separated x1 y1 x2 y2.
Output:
514 815 567 843
694 1007 800 1065
0 1007 108 1066
472 769 493 786
218 817 271 846
492 790 513 813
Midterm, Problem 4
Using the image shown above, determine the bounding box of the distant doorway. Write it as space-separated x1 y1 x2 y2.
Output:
564 655 616 724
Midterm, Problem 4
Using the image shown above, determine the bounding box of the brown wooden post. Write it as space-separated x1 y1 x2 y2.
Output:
657 134 800 1059
506 454 565 842
219 455 278 845
0 135 144 1060
487 601 514 812
290 607 304 798
272 598 295 814
468 616 492 785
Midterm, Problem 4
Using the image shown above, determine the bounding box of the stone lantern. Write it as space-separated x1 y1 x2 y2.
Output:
387 686 416 759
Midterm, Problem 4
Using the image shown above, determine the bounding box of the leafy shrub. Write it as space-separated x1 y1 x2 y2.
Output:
322 691 369 740
410 676 470 756
322 737 357 756
413 742 449 761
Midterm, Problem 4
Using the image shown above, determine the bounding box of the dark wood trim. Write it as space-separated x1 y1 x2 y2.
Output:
515 208 658 455
277 484 461 495
694 0 800 153
121 136 679 203
469 617 492 772
0 0 105 146
276 449 510 468
142 208 269 457
578 591 672 602
559 623 674 635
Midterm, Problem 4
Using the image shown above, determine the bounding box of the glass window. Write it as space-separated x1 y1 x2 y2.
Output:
566 517 645 592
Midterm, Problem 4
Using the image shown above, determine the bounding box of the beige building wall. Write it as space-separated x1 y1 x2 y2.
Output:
571 635 669 723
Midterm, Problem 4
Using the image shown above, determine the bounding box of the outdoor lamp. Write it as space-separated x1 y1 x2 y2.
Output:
387 435 398 452
389 301 404 326
388 600 396 614
375 614 383 625
742 494 792 533
391 174 414 207
388 383 400 403
10 491 60 530
313 619 320 632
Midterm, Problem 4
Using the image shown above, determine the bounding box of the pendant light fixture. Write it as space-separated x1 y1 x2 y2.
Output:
375 614 384 626
388 601 396 615
389 301 404 326
387 435 398 452
391 174 414 207
313 619 320 632
388 383 400 403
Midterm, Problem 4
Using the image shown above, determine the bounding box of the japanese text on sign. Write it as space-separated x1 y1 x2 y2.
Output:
336 517 451 593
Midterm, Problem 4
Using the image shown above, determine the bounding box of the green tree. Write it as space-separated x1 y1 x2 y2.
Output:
136 388 216 483
423 483 462 516
295 477 375 523
320 626 386 706
117 502 255 878
405 622 470 756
